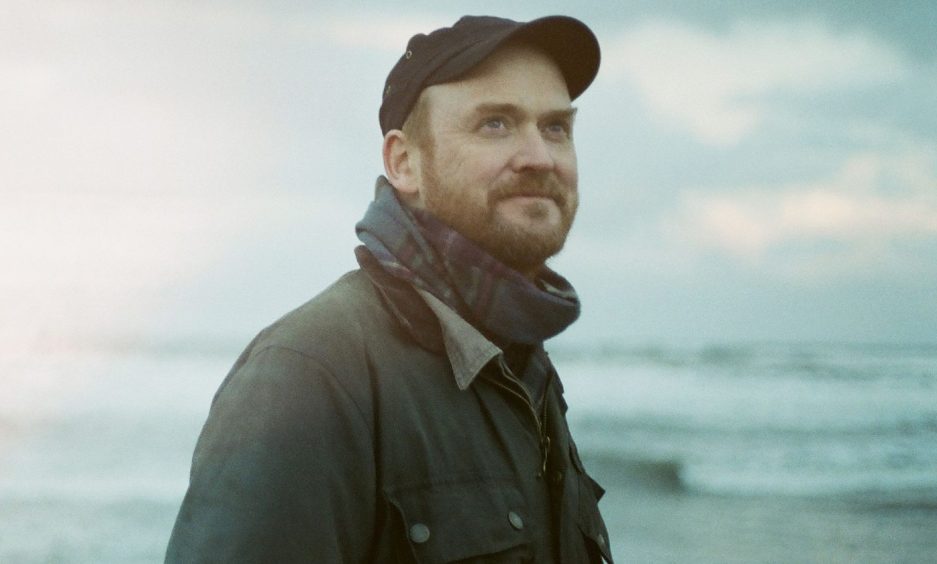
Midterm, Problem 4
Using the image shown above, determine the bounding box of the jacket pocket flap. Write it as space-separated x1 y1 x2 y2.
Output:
387 480 531 562
576 473 614 563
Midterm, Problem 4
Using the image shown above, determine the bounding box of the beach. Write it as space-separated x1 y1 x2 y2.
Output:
586 454 937 563
1 342 935 562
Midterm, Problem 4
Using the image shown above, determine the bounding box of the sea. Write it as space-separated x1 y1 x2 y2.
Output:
1 341 935 563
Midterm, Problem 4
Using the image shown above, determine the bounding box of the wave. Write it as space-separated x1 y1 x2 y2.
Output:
17 333 247 358
577 445 937 508
682 469 937 506
580 452 685 493
550 341 937 381
559 355 937 434
570 410 937 437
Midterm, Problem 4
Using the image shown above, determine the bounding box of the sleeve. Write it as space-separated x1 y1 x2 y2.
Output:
165 345 376 563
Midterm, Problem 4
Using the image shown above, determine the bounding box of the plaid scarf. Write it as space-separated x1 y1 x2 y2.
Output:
355 177 580 345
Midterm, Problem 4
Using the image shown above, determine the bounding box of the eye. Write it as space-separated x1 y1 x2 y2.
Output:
481 117 507 131
543 120 572 140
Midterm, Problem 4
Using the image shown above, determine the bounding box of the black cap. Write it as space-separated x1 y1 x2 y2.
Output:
379 15 601 135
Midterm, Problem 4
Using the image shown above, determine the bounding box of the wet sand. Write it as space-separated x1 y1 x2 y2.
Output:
585 454 937 563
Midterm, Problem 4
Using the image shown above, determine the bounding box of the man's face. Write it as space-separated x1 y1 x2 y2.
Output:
410 43 579 275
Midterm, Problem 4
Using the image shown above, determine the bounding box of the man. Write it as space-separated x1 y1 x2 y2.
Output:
167 14 611 563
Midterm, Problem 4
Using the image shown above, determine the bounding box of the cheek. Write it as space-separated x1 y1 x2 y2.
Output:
465 151 509 182
556 151 578 189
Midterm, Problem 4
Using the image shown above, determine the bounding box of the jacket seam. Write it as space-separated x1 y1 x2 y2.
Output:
252 343 374 441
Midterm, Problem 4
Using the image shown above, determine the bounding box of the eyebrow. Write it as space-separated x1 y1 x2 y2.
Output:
470 102 578 124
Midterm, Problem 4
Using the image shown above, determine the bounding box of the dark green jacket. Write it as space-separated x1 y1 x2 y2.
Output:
166 251 612 563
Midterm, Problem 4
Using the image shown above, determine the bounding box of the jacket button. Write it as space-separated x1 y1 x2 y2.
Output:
597 533 606 547
507 511 524 530
409 523 430 544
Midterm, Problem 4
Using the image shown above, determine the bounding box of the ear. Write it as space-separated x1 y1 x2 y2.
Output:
382 130 421 198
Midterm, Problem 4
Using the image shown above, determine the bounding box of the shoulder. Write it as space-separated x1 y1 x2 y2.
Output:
214 269 411 407
199 271 389 436
251 269 397 362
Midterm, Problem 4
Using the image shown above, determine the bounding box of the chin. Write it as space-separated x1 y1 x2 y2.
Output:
481 225 570 272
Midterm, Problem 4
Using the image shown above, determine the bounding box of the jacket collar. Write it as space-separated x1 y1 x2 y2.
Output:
357 246 499 388
416 290 501 390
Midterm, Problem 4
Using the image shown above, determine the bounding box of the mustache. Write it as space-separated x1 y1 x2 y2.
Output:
488 175 568 207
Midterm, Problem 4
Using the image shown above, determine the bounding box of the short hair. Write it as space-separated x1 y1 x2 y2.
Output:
400 90 433 151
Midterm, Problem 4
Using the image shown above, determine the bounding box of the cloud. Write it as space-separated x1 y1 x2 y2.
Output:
0 2 412 198
295 14 448 53
668 150 937 267
603 19 911 145
0 1 392 351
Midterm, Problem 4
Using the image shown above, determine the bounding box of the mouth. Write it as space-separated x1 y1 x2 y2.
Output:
501 193 553 201
490 180 566 207
498 194 556 204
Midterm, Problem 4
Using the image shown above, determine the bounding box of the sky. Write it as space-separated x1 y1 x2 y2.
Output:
2 0 936 352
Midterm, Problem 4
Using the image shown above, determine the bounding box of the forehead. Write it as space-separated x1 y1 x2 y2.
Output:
423 43 572 115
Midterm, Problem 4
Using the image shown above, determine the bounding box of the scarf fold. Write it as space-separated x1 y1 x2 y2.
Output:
355 177 580 345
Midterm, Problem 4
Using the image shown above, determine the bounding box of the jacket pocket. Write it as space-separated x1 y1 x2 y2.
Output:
570 443 614 563
386 479 533 563
577 472 614 563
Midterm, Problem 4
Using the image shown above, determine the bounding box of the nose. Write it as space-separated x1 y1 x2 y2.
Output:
511 127 555 172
